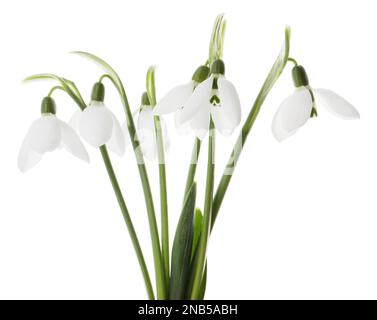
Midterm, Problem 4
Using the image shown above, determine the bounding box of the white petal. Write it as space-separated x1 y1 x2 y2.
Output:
154 82 195 115
189 102 211 140
175 110 191 135
271 107 298 142
159 117 170 152
137 107 157 160
79 103 113 147
179 76 213 124
106 112 126 156
28 115 61 153
18 133 42 172
211 107 235 136
58 120 89 162
69 110 82 130
210 78 242 136
314 88 360 119
217 77 241 126
121 123 132 147
273 88 313 137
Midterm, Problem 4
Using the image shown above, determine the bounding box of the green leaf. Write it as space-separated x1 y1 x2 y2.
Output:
191 208 203 260
169 183 197 300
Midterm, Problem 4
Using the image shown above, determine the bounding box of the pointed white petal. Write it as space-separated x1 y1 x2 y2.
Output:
314 88 360 119
179 76 213 124
138 107 157 160
154 82 195 115
217 77 241 126
189 102 211 140
175 110 191 135
271 107 298 142
58 120 89 162
106 112 126 156
210 107 236 136
210 78 241 136
121 123 132 148
18 133 42 172
159 117 170 152
273 88 313 136
69 110 82 130
79 103 113 147
28 115 61 153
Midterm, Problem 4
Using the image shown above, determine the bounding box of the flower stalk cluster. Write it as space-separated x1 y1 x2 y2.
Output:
18 14 359 300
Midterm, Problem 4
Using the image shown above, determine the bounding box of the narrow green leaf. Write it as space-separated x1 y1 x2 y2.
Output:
169 183 197 300
191 208 203 260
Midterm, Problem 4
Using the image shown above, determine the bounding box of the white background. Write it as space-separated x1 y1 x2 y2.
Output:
0 0 375 300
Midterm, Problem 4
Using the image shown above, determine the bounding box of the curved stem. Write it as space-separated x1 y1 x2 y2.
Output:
100 146 155 299
47 86 64 97
190 120 215 299
288 57 298 66
99 74 113 83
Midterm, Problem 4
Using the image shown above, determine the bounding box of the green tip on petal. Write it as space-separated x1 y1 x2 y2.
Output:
210 59 225 76
41 96 56 115
91 82 105 102
292 65 309 88
141 92 151 106
192 65 210 83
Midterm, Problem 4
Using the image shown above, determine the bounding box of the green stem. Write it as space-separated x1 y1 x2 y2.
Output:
147 66 169 291
154 115 170 288
47 86 64 97
69 55 165 298
190 121 215 299
182 138 201 204
100 146 155 300
80 54 167 298
288 57 298 66
211 71 284 231
210 27 291 231
25 73 158 299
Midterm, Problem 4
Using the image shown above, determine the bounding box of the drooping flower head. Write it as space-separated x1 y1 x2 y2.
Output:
177 59 241 139
272 63 360 141
18 97 89 172
70 82 125 155
153 65 210 135
132 92 169 160
155 60 241 139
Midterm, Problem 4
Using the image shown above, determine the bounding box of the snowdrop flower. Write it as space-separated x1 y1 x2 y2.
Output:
155 60 241 139
70 82 125 155
272 65 360 141
180 59 241 139
131 92 169 161
18 97 89 172
153 65 210 135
